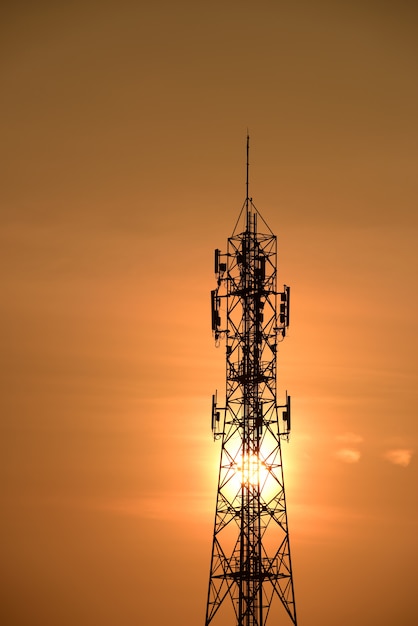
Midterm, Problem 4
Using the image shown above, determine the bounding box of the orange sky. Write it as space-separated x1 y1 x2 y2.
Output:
1 1 417 625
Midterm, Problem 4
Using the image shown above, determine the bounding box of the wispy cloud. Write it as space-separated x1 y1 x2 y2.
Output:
334 433 363 463
383 449 414 467
334 448 361 463
92 492 214 521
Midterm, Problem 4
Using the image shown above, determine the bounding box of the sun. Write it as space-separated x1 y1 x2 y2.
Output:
220 434 284 500
234 452 269 486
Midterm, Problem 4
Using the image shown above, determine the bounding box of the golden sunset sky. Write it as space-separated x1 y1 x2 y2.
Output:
1 1 417 625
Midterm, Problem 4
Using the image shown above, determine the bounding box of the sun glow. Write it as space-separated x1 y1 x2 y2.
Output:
229 449 281 497
235 453 266 486
219 430 286 502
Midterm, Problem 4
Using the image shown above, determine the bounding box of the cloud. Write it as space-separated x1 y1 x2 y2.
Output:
333 434 363 463
334 448 361 463
384 449 413 467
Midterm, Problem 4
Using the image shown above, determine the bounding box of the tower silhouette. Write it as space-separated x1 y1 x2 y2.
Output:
205 137 297 626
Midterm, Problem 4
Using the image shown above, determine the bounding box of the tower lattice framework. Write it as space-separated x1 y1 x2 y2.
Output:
205 138 297 626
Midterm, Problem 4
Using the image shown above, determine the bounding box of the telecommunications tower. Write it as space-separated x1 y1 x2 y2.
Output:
205 137 297 626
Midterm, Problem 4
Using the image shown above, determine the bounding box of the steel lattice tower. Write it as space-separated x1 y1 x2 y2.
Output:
205 137 297 626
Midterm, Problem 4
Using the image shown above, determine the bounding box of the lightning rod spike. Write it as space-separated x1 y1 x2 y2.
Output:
246 132 250 206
